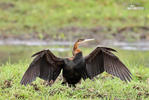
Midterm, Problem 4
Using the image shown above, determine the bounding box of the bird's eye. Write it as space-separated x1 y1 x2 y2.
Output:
78 39 84 42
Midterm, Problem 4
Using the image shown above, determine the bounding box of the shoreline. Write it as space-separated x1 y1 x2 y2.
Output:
0 39 148 51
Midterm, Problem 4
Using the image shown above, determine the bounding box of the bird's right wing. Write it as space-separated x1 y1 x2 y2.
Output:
85 47 132 82
20 50 64 85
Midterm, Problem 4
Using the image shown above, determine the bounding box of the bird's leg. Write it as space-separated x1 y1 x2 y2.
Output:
68 84 72 87
72 84 76 88
61 77 67 86
68 84 76 88
61 81 67 86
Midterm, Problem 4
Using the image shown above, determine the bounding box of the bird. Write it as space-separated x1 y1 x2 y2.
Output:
20 39 132 87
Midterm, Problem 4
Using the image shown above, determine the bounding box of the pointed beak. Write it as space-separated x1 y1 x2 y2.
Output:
79 39 95 44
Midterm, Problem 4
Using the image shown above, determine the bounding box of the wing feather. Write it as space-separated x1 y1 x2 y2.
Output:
85 47 132 82
20 50 64 85
85 50 104 79
103 51 126 81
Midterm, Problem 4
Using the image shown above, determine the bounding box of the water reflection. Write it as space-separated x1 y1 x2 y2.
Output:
0 42 148 67
0 39 148 51
0 45 71 65
103 41 148 51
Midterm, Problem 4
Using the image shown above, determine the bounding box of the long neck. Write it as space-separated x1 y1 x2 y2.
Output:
73 42 81 56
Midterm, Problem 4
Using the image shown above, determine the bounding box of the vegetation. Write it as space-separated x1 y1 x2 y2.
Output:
0 0 148 99
0 47 149 100
0 0 148 41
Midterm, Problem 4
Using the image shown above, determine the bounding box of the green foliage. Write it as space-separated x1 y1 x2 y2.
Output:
0 48 149 99
0 0 148 35
38 33 44 40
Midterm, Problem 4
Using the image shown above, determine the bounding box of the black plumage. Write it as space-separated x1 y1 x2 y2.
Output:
20 39 132 87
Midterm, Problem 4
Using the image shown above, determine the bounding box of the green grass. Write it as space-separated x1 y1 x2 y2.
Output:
0 48 149 100
0 0 148 36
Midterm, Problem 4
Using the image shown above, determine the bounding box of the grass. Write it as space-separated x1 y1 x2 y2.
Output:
0 47 149 100
0 0 148 36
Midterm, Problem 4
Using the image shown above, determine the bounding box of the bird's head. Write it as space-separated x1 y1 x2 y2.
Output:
76 38 95 45
73 38 94 56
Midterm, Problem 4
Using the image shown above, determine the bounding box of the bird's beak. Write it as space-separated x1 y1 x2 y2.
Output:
79 39 95 44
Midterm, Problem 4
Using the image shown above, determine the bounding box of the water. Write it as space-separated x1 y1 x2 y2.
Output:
0 45 71 65
0 39 148 66
0 39 73 46
102 41 148 51
0 39 148 50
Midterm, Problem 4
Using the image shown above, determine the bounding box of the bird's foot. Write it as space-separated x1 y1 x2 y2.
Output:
61 81 67 86
68 84 76 88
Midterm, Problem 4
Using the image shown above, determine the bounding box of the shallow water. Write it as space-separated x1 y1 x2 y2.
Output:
0 45 71 65
103 41 148 51
0 39 73 46
0 40 148 66
0 39 148 51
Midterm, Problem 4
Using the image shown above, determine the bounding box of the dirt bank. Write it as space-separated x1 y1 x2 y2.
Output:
0 26 149 42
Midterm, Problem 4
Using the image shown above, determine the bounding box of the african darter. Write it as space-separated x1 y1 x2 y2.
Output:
20 39 132 87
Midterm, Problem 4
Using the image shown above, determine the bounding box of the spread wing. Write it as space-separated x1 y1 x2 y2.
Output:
85 47 132 82
20 50 64 85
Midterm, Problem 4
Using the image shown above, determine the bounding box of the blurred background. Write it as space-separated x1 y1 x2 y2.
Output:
0 0 148 66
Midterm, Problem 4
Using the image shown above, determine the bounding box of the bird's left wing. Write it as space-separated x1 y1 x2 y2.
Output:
85 47 132 82
20 50 64 85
